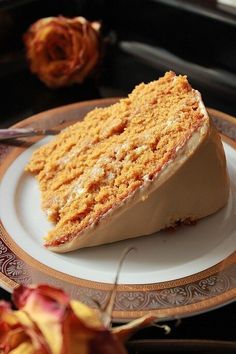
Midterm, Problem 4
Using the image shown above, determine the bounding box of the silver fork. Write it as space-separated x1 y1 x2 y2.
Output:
0 128 58 141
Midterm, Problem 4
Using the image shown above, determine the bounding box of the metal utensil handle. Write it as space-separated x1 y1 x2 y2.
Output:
0 128 57 141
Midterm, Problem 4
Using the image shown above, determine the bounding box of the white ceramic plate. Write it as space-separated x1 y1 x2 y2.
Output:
0 100 235 320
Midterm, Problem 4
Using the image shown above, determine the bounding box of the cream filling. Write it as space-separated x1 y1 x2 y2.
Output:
47 94 229 252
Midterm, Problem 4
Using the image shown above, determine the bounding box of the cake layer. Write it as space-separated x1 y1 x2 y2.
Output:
26 72 229 252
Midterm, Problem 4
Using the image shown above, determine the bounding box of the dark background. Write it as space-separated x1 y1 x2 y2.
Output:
0 0 235 128
0 0 235 349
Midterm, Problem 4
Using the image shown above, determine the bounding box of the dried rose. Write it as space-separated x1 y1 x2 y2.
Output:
0 284 166 353
12 284 127 354
24 16 101 88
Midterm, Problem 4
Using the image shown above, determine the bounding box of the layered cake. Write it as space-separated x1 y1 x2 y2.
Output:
26 72 229 252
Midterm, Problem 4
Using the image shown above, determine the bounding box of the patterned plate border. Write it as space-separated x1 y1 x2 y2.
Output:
0 99 235 321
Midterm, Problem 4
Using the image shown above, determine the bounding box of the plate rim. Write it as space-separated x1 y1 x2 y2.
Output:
0 98 236 320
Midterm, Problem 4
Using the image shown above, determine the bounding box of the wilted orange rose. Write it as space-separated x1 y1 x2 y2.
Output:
0 285 128 353
0 284 165 353
24 16 101 88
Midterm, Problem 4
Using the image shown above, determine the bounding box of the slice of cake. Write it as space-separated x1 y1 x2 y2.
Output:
26 71 229 253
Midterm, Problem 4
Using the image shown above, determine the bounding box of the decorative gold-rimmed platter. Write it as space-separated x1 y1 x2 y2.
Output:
0 98 235 321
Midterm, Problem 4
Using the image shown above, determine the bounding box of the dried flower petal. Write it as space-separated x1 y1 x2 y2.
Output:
0 301 50 353
112 313 162 342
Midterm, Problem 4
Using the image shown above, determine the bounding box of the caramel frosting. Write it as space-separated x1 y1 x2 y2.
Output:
47 93 229 252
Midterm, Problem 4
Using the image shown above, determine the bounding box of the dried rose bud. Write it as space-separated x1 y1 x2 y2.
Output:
24 16 101 88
